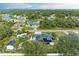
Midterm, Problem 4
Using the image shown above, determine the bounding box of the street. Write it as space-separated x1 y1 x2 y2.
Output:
26 30 79 32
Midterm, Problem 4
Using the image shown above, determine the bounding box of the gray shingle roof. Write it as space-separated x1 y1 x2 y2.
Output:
7 40 16 45
27 21 39 26
32 34 53 41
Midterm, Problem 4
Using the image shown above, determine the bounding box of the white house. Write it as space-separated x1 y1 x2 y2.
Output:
17 33 27 38
34 31 42 34
49 42 54 45
6 45 14 50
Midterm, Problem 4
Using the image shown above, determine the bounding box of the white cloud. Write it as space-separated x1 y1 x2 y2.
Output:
39 3 79 9
6 3 32 9
1 0 79 3
3 3 79 9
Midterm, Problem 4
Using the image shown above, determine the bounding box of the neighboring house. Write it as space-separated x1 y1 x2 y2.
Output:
41 16 45 19
6 40 16 50
13 19 26 23
13 15 17 18
13 14 28 19
14 22 25 28
2 14 26 22
26 21 40 30
34 31 42 34
48 14 56 20
2 14 11 21
71 16 79 19
32 34 54 44
17 33 27 38
71 16 76 19
13 15 27 20
27 21 39 27
13 15 26 22
66 16 78 19
65 16 69 19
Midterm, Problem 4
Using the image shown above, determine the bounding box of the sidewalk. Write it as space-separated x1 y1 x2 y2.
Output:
0 53 23 56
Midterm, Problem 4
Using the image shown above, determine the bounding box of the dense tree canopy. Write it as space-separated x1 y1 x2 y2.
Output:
22 41 48 56
53 34 79 56
0 23 13 40
39 18 79 29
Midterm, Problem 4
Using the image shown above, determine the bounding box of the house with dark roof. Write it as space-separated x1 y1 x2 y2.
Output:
32 34 54 44
6 40 16 50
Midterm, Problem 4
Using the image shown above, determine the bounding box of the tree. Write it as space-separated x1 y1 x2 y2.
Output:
39 17 79 29
22 41 48 56
0 16 4 22
0 23 13 40
0 23 13 52
5 21 14 28
53 34 79 56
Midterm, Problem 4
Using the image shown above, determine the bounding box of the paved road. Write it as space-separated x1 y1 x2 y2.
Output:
26 30 79 32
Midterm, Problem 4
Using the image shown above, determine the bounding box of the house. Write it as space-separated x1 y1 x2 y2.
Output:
34 31 42 34
48 14 56 20
13 15 27 20
10 15 26 22
6 40 16 50
32 34 54 44
1 14 11 21
27 21 39 27
14 22 25 28
13 19 26 23
65 16 69 19
17 33 27 38
26 21 40 30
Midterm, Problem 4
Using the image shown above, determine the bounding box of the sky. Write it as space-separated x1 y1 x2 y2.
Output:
0 3 79 9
